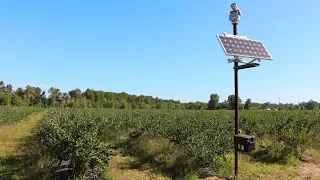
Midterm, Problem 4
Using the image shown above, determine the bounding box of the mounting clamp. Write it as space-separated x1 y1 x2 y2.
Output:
247 58 261 64
223 32 248 40
228 56 247 64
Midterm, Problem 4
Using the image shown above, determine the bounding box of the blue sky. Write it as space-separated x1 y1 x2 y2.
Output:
0 0 318 104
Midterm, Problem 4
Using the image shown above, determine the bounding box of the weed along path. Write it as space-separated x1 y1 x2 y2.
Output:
0 111 46 179
106 155 170 180
0 112 45 156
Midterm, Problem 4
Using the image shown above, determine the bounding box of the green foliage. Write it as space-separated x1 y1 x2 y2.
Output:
0 92 12 105
0 80 319 111
208 94 219 110
227 94 242 110
0 106 43 125
244 98 251 110
37 108 111 179
251 138 291 163
78 109 234 178
241 110 320 158
36 108 320 178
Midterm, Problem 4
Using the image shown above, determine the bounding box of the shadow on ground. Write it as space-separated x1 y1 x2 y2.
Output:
0 135 56 180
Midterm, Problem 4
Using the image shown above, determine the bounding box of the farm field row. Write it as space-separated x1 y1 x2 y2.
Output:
0 107 319 179
0 106 44 125
38 108 320 179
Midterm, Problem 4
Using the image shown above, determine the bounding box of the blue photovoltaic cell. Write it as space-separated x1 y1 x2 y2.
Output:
217 35 272 60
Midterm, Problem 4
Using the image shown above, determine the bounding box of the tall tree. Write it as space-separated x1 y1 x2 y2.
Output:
262 102 270 109
0 81 5 92
48 87 61 107
305 100 319 110
227 94 242 110
5 84 13 93
69 89 82 99
208 94 219 110
244 98 252 110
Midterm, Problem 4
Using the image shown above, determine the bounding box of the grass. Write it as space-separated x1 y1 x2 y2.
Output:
0 111 55 180
209 153 299 180
105 155 171 180
116 134 198 179
237 154 300 180
110 132 319 180
105 151 320 180
0 112 44 156
304 149 320 159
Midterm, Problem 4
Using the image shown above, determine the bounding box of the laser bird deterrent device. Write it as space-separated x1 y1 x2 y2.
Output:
229 3 242 24
215 3 273 179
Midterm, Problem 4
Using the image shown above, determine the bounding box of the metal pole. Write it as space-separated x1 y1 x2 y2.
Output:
233 22 239 179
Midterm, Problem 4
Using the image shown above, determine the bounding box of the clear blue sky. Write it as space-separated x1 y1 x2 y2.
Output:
0 0 318 104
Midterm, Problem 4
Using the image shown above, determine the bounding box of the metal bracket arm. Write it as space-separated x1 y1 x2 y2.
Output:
247 58 261 64
228 57 262 65
228 56 247 63
223 32 248 39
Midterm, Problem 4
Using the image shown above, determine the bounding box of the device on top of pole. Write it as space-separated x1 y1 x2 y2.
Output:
216 3 273 179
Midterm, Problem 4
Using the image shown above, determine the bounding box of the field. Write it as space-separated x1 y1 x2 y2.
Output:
0 107 320 179
0 106 44 125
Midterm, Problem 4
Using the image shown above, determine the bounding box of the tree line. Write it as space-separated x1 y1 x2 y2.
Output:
207 94 319 110
0 81 318 110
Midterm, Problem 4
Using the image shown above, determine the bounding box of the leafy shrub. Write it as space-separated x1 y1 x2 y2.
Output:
120 134 193 179
98 110 236 178
0 106 43 125
37 108 111 179
37 108 320 178
241 111 320 159
251 138 292 164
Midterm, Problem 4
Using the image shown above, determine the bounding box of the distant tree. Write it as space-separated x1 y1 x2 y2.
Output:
131 102 139 109
244 98 252 110
174 103 181 109
305 100 319 110
120 100 129 109
69 89 82 99
294 104 301 110
262 102 270 109
15 87 25 97
156 103 164 109
5 84 13 93
11 95 24 106
227 94 242 110
208 94 219 110
0 81 5 92
218 100 228 109
0 92 11 105
49 87 62 107
138 102 150 109
1 79 319 111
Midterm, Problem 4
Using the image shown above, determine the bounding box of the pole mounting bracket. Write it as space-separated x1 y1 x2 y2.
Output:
228 56 246 64
228 57 261 64
223 32 248 39
247 58 261 64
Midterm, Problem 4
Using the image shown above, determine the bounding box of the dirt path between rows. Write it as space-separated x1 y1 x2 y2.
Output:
299 157 320 180
0 112 46 179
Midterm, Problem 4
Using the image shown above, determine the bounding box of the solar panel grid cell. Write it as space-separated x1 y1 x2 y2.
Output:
217 35 272 60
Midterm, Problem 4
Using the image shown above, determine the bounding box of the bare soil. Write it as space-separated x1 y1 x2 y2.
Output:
299 157 320 180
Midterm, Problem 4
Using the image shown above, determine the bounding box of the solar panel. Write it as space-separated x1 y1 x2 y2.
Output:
217 34 272 60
